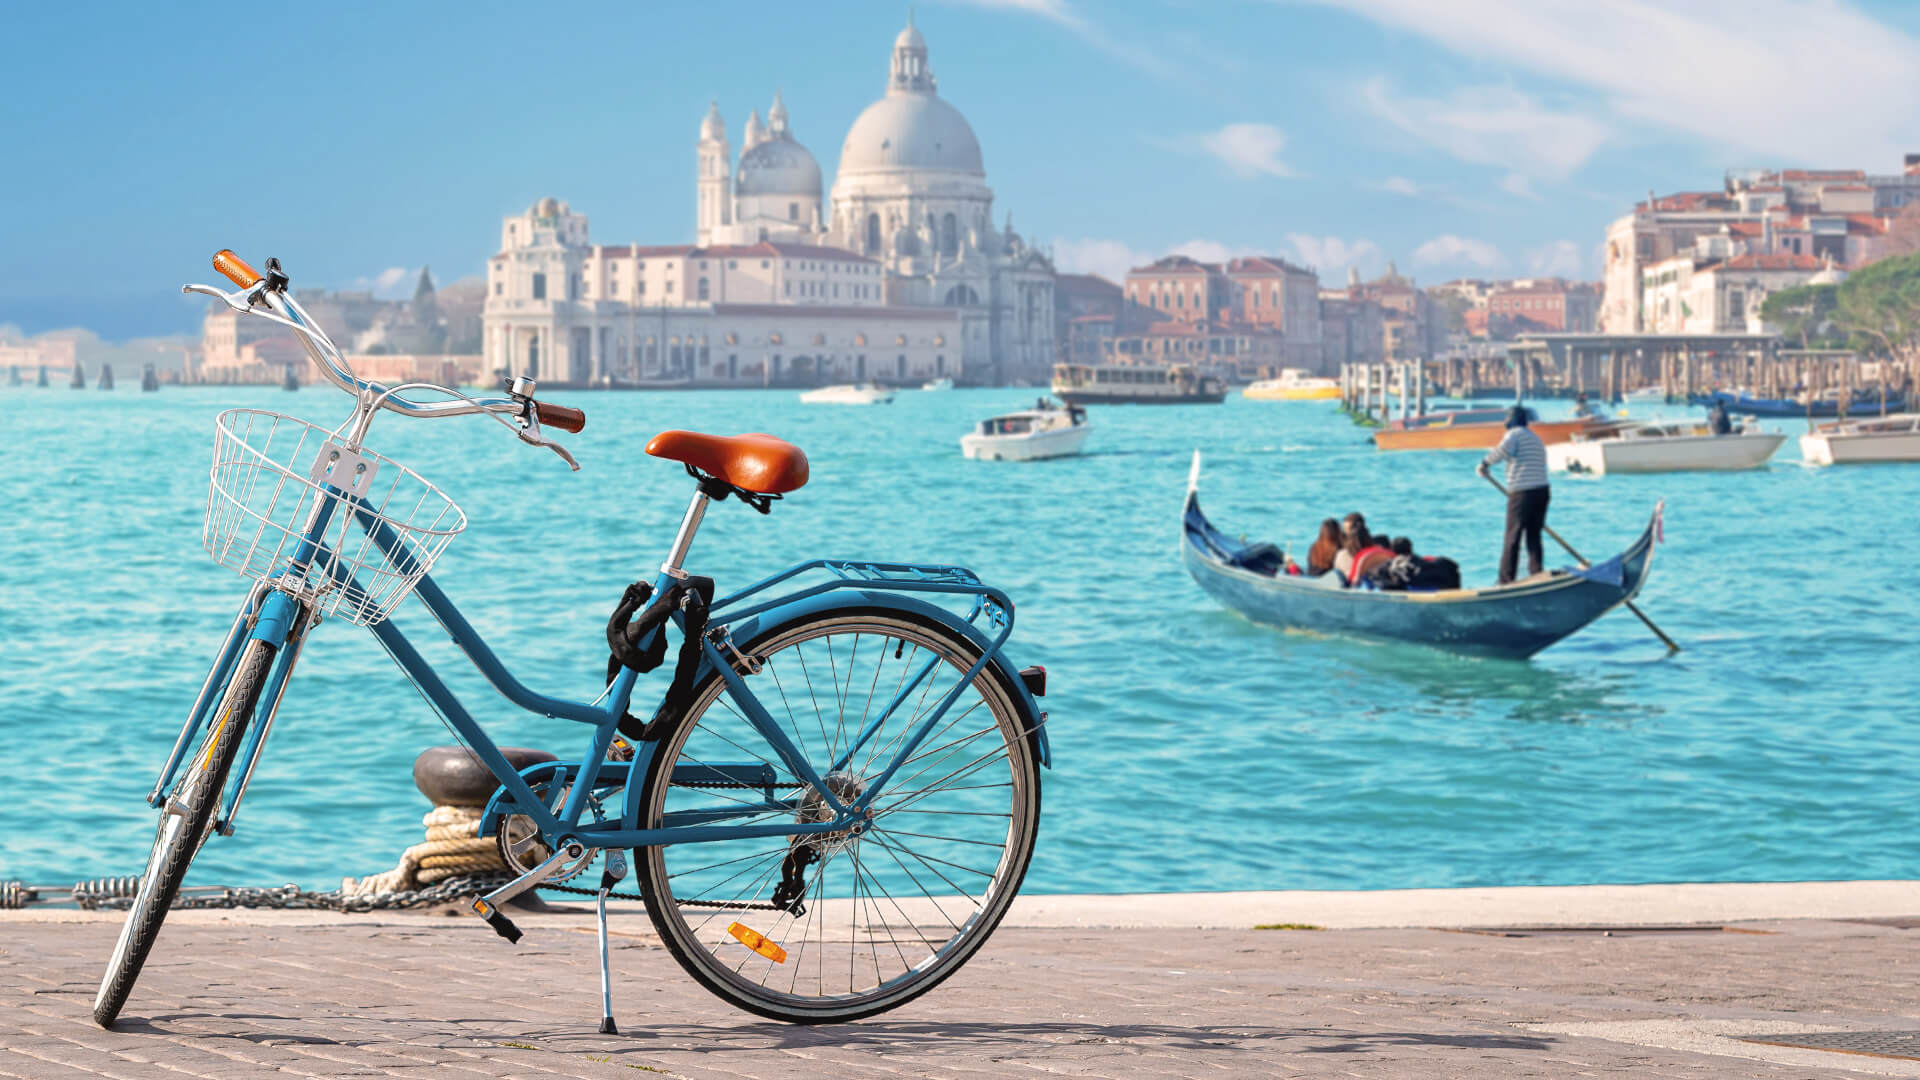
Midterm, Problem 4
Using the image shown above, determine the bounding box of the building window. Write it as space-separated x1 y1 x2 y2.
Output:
494 282 502 296
698 277 710 301
785 281 791 296
940 213 958 256
532 273 546 300
638 280 646 296
728 260 737 269
865 213 881 254
789 203 799 221
761 260 770 269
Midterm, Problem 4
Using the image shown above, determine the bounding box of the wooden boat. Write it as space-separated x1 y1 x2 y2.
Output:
1690 389 1906 418
1800 413 1920 465
1549 420 1786 474
1180 454 1659 659
1372 406 1615 451
1244 368 1339 400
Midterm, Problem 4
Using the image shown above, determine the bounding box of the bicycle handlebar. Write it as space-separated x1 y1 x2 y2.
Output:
212 250 262 289
198 251 585 436
535 401 587 434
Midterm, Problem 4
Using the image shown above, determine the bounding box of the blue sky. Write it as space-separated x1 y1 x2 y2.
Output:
8 0 1920 340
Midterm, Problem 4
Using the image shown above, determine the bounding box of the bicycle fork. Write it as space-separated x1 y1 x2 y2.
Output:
148 586 316 837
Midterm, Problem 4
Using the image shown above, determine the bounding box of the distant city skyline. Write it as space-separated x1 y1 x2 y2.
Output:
8 0 1920 340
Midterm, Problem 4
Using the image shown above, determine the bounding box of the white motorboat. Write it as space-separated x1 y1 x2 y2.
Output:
800 382 895 405
1801 413 1920 465
1548 419 1786 474
1622 386 1670 405
961 403 1091 461
921 377 955 391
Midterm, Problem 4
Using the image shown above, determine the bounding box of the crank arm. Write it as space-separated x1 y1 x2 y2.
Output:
472 839 586 943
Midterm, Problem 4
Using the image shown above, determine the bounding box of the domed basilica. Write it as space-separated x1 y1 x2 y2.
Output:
484 19 1054 387
694 20 1055 382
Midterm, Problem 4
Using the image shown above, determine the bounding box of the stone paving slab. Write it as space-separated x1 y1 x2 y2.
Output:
2 908 1918 1078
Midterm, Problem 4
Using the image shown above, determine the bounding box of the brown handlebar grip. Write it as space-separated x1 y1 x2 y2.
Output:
212 250 263 288
536 401 586 434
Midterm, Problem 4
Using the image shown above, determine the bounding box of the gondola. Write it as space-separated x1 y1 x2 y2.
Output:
1180 453 1660 659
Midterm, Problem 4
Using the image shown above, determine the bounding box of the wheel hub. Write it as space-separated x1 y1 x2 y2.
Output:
795 770 867 853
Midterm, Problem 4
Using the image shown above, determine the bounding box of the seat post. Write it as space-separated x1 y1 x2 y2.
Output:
660 489 711 578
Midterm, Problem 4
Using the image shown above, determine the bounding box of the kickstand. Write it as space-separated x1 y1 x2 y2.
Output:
596 850 629 1035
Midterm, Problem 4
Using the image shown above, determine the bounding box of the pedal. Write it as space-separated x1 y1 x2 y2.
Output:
471 897 523 944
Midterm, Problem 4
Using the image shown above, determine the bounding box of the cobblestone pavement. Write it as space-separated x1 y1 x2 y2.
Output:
2 912 1916 1078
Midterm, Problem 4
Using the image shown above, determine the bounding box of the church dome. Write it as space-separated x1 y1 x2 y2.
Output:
838 93 984 175
737 135 823 197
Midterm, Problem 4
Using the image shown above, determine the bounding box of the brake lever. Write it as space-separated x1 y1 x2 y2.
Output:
516 410 581 471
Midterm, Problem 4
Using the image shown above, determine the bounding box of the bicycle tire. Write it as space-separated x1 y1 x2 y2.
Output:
93 638 276 1029
634 608 1041 1024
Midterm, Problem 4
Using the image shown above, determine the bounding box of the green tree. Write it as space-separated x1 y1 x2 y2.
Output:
1832 252 1920 362
1758 283 1839 349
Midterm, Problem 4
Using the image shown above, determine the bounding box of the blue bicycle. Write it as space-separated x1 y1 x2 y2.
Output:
94 251 1050 1030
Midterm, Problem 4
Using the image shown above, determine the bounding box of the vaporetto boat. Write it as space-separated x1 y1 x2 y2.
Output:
1549 420 1786 475
1052 363 1226 405
1801 412 1920 465
961 403 1091 461
1180 454 1660 659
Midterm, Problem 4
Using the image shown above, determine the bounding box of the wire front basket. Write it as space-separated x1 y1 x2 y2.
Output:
205 409 467 626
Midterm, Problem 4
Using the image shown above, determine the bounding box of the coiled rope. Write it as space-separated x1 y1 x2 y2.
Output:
339 805 506 897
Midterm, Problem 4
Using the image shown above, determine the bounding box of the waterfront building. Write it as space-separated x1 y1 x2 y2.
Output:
1120 254 1323 371
200 270 472 385
483 18 1050 387
1600 159 1917 331
1640 252 1845 335
1486 278 1599 335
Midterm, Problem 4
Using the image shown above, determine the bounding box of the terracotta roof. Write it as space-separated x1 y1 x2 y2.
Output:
1225 255 1313 277
1782 169 1865 181
1713 253 1824 272
1056 272 1122 294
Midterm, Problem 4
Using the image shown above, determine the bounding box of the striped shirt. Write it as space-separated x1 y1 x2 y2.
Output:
1483 427 1550 491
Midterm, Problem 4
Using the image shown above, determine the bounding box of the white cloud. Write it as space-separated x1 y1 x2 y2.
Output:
1051 238 1155 283
1197 123 1295 179
944 0 1177 78
1380 176 1421 196
352 267 414 300
1306 0 1920 165
1525 239 1587 277
1285 234 1384 277
1413 234 1505 270
1362 78 1610 181
1153 123 1296 179
1499 173 1537 200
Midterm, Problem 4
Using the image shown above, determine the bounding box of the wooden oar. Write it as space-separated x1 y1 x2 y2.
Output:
1482 474 1680 653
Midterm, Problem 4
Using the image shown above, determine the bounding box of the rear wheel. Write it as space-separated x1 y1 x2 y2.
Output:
635 609 1041 1023
93 639 276 1028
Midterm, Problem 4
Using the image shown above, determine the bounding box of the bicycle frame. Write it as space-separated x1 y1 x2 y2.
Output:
149 479 1049 855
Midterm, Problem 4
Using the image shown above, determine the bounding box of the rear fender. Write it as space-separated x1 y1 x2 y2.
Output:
723 590 1051 768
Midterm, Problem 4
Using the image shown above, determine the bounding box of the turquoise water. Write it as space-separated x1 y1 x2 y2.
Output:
1 386 1914 894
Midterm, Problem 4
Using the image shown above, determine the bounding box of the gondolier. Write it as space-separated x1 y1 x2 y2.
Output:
1477 405 1551 584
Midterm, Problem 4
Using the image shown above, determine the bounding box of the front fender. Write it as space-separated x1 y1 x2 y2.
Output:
723 589 1051 768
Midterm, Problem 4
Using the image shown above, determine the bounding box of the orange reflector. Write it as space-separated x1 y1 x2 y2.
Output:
213 249 263 288
727 922 787 964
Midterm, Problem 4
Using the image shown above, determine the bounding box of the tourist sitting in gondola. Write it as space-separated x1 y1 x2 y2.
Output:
1368 537 1463 592
1306 518 1342 577
1346 531 1396 586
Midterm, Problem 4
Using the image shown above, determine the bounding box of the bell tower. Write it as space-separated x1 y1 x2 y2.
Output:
696 101 731 245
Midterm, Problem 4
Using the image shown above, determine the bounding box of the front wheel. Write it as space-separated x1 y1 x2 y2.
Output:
93 638 276 1028
635 609 1041 1023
